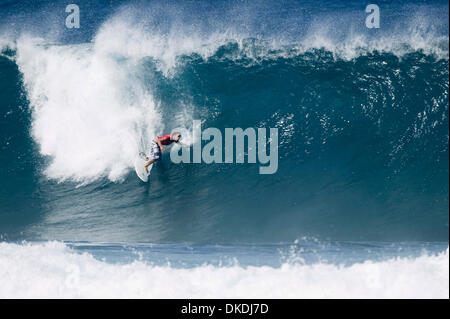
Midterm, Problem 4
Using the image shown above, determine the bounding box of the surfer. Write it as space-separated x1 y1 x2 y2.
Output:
144 132 189 173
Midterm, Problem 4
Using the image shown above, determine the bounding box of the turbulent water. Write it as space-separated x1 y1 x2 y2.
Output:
0 0 448 298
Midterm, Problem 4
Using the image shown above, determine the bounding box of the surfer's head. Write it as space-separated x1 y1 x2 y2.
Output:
171 132 182 142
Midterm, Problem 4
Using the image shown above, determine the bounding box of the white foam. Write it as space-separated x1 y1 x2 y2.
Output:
0 241 448 298
15 35 163 182
90 7 450 68
300 12 449 61
92 13 240 76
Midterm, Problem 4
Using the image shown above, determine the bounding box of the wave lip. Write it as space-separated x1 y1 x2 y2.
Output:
91 11 450 74
0 241 448 298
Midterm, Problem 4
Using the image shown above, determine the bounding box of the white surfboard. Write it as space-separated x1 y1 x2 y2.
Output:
134 154 152 182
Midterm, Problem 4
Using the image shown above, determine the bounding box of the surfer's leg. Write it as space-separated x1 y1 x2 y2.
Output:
144 141 160 173
144 159 155 173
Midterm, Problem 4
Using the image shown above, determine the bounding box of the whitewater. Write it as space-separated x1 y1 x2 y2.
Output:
0 241 448 298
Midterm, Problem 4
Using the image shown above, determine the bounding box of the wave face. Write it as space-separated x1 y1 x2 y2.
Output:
0 0 449 243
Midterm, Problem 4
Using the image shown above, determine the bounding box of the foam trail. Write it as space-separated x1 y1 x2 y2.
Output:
0 241 448 298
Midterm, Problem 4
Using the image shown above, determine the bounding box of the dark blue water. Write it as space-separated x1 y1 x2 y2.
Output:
0 0 448 247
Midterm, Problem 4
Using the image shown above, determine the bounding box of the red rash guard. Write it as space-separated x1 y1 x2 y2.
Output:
157 134 174 145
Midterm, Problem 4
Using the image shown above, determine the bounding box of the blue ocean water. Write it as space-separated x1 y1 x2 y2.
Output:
61 240 447 267
0 0 448 298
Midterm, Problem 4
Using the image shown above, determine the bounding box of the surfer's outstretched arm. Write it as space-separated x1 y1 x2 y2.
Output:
176 141 191 147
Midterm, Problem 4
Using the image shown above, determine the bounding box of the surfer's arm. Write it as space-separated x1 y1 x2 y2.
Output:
154 137 165 152
177 141 191 147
